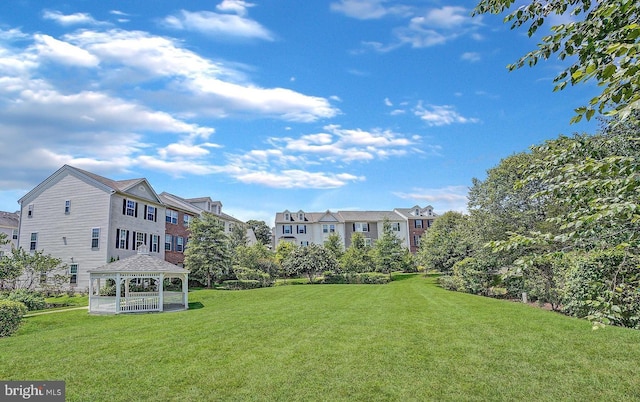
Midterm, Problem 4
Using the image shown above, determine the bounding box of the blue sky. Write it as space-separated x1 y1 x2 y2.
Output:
0 0 598 226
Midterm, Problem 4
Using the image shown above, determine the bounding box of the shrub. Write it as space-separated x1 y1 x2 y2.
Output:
438 275 463 291
6 289 46 311
0 300 27 337
322 272 390 285
222 280 262 290
322 271 347 284
235 266 273 287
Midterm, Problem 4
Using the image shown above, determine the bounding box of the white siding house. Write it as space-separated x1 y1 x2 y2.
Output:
17 165 166 290
0 211 19 257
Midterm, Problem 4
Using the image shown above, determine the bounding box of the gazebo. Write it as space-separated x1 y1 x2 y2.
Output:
87 249 189 314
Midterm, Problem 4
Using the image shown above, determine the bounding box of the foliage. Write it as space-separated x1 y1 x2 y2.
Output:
448 257 500 296
0 247 65 291
372 219 410 277
234 266 272 287
322 271 391 285
518 253 569 311
222 280 263 290
340 233 374 273
563 248 640 329
323 233 344 260
274 241 296 268
282 244 339 283
474 0 640 122
5 289 46 311
0 299 27 337
228 223 248 250
184 213 231 288
416 212 474 274
246 220 272 246
233 243 273 271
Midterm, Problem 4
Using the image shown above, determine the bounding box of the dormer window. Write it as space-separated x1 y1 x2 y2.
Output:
298 212 304 221
284 212 290 221
414 208 420 216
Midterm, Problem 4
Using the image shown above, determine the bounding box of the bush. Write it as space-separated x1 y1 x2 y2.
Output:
222 280 262 290
322 272 390 285
0 300 27 337
438 275 463 291
235 266 273 287
6 290 46 311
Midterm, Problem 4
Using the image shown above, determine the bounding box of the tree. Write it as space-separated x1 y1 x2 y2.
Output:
416 212 474 274
282 244 338 283
247 220 272 246
372 219 407 278
184 213 231 288
274 241 296 268
474 0 640 122
228 223 248 250
0 247 65 291
340 233 373 273
323 233 344 260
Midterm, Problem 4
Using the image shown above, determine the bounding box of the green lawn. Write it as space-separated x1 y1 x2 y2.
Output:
2 274 640 401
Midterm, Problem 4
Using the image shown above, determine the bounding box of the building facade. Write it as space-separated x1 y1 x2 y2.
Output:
274 206 436 252
0 211 19 257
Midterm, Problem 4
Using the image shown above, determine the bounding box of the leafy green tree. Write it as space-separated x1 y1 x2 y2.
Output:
474 0 640 122
233 243 273 270
274 241 296 268
228 223 248 249
184 213 231 288
282 244 338 283
323 233 344 260
0 232 8 246
247 220 272 246
416 212 474 274
340 233 373 273
372 219 408 278
0 247 65 291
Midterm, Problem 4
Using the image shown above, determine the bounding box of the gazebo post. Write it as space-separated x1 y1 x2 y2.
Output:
158 273 164 312
182 273 188 310
88 275 93 311
115 273 121 314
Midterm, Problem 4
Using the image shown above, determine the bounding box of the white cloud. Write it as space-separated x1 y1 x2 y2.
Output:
330 0 389 20
217 0 255 16
414 103 479 126
42 10 103 26
164 10 273 41
461 52 481 62
384 97 393 106
34 34 99 67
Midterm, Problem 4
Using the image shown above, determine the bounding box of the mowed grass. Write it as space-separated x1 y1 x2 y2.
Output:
2 274 640 401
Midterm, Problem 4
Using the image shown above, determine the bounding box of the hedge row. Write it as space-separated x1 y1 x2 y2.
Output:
322 272 390 285
0 300 27 338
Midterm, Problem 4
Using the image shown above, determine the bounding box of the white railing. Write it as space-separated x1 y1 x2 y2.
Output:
90 296 117 313
120 292 159 312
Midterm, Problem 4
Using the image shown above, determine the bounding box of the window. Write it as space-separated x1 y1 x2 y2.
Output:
297 225 306 234
91 228 100 249
415 208 420 216
176 236 184 252
298 213 304 220
0 251 4 258
322 224 335 233
135 232 146 250
12 229 18 240
392 222 401 231
364 238 372 247
284 213 290 221
415 220 423 229
166 209 178 224
427 220 432 228
151 234 159 253
116 229 129 249
30 232 37 251
28 204 34 218
354 223 369 232
125 200 137 217
69 264 78 284
165 234 173 251
283 225 292 234
300 241 309 246
146 206 156 221
228 223 234 232
64 200 71 214
414 235 421 247
183 214 192 227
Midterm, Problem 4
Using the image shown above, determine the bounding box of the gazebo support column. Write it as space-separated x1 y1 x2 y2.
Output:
115 273 121 314
182 273 188 309
158 274 164 312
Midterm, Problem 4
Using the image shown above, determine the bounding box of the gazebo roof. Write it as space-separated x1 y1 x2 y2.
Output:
89 252 189 274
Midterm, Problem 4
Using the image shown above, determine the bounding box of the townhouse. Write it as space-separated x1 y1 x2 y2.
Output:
15 165 250 290
0 211 19 257
274 205 436 252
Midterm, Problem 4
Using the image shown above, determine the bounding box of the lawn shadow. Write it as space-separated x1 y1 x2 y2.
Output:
188 302 204 310
391 273 419 281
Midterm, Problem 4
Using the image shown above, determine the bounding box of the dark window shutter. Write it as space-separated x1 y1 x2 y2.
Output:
116 229 120 249
125 230 130 250
154 208 157 222
122 199 126 215
353 223 356 231
134 203 138 218
144 233 148 245
133 231 137 250
144 205 147 220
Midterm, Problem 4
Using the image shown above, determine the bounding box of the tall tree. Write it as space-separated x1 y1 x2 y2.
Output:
282 244 338 283
372 219 407 278
246 220 272 246
323 233 344 260
228 223 248 250
474 0 640 122
416 212 474 274
340 233 373 273
184 213 231 288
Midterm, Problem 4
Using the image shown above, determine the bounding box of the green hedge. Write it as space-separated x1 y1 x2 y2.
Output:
323 272 390 285
0 300 28 338
5 290 46 311
222 280 263 290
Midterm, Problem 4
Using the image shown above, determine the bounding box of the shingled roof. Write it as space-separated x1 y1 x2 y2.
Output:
89 251 189 274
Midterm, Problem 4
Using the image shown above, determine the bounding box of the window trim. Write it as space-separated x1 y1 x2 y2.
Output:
91 228 100 249
69 263 78 285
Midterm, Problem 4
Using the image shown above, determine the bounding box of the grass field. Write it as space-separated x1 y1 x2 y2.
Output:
2 274 640 401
